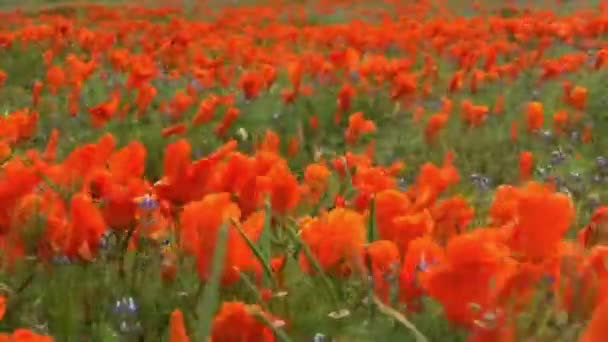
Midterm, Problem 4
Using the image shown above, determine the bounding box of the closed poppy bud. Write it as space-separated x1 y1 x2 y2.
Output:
309 115 319 130
261 288 273 302
525 101 544 132
169 309 189 342
568 85 587 110
161 252 177 283
511 121 518 142
0 296 5 321
288 136 299 157
519 151 533 182
335 195 347 208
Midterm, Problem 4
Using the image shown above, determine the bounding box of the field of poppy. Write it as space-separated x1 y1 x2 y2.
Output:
4 0 608 341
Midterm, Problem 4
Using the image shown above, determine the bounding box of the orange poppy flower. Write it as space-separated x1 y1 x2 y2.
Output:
193 95 219 126
287 136 299 157
258 130 280 154
65 193 107 261
422 229 511 326
510 121 518 142
493 94 504 114
180 193 265 284
508 182 575 261
579 298 608 342
411 153 460 210
399 236 444 311
345 112 376 145
215 107 240 137
0 296 5 320
0 70 6 87
583 123 593 144
336 83 355 122
525 101 544 132
135 83 157 117
168 91 194 120
88 95 119 128
211 302 277 342
162 123 187 137
238 71 262 100
552 109 569 135
0 329 54 342
303 162 330 202
45 65 65 94
265 162 301 215
578 206 608 248
431 196 474 244
425 112 448 143
299 208 366 275
567 85 588 110
366 240 400 303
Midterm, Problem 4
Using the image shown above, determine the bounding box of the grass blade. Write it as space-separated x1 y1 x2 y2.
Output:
239 272 270 310
341 156 356 198
284 224 340 308
197 222 230 339
372 295 429 342
231 217 277 288
250 308 293 342
259 198 273 287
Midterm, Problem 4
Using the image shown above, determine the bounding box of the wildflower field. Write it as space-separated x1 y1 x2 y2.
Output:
5 0 608 340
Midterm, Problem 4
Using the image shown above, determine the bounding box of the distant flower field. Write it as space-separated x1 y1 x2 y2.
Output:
2 0 608 340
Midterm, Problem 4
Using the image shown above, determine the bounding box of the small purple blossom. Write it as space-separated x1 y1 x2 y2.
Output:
550 150 566 166
136 195 159 210
114 297 138 315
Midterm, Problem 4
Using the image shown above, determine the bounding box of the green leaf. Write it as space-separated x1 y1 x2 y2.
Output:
367 196 378 243
372 295 429 342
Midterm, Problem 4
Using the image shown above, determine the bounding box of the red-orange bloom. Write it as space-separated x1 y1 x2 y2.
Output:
579 298 608 342
215 107 240 137
425 112 449 143
162 123 187 137
366 240 400 303
567 85 588 110
507 182 575 261
180 193 265 284
299 208 366 275
431 196 474 245
525 101 544 132
88 95 119 128
211 302 277 342
0 329 54 341
345 112 376 145
65 193 107 261
422 230 511 326
0 296 5 320
303 162 330 202
400 236 444 312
